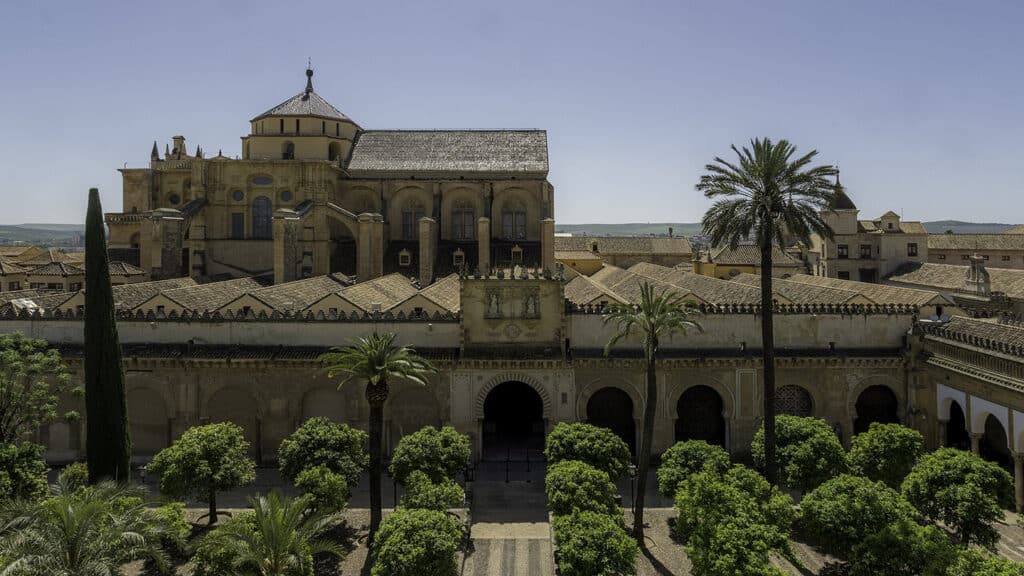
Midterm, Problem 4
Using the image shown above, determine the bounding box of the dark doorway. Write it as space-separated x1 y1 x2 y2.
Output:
587 387 636 456
676 385 725 448
482 382 544 460
947 401 970 450
327 218 357 277
854 385 899 435
981 414 1012 472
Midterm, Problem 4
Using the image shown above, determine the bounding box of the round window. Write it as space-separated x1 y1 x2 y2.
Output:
281 190 292 202
168 194 181 205
232 190 244 201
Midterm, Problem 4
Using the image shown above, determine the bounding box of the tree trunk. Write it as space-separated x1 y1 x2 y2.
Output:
84 188 131 484
760 241 778 486
633 357 658 543
208 489 217 526
367 382 386 545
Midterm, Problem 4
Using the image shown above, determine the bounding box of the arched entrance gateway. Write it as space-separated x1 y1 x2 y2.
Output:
586 387 636 456
482 381 545 460
854 385 900 435
980 414 1012 472
947 401 970 450
676 385 726 448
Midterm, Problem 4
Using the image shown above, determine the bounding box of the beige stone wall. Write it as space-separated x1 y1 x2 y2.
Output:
930 250 1024 270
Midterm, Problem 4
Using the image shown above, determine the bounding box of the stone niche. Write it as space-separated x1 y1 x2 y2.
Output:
460 277 564 348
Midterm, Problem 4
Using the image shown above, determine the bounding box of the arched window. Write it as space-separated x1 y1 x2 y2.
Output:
282 141 295 160
451 202 474 240
252 196 272 239
402 201 425 240
502 203 527 240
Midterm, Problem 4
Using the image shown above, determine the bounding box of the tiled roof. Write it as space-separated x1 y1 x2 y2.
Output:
553 236 693 256
830 185 857 210
628 262 762 304
1004 225 1024 235
0 292 78 315
111 277 197 310
927 234 1024 251
419 274 461 313
251 72 353 123
858 219 927 235
555 250 603 261
886 262 1024 299
786 274 946 306
237 274 351 312
20 248 78 268
730 273 870 305
709 245 802 267
0 289 39 306
0 258 27 275
346 130 548 175
0 246 35 258
590 265 638 287
108 261 147 276
28 262 84 277
339 273 419 311
924 316 1024 351
563 274 627 306
154 277 267 312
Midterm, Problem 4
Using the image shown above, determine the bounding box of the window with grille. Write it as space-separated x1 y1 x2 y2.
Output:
252 196 272 239
403 209 424 240
837 244 849 259
776 385 812 417
453 249 466 268
502 209 527 240
511 245 523 263
451 206 474 240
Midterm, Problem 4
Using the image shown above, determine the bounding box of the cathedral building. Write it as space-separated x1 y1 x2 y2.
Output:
106 68 555 286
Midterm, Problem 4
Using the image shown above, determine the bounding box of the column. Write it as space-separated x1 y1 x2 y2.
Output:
970 432 983 455
357 213 385 280
273 209 300 285
936 419 948 448
1015 453 1024 513
418 217 437 286
477 217 491 274
541 217 555 272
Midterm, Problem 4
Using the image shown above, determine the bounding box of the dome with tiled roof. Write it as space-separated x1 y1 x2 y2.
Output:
830 172 857 210
251 68 355 124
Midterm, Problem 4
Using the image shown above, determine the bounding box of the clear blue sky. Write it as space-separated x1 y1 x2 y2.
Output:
1 0 1021 225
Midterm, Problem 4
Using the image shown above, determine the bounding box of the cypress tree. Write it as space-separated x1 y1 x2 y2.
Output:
84 188 131 482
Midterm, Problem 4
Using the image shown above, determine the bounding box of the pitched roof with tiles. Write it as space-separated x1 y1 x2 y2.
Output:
28 262 84 277
627 262 763 304
0 292 78 315
709 245 802 267
555 250 603 261
785 273 948 306
108 261 147 276
563 274 627 306
924 316 1024 351
20 248 79 268
419 274 462 313
251 70 354 123
0 246 36 259
858 219 927 235
886 262 1024 299
234 274 351 312
730 273 871 305
151 277 267 312
0 258 27 275
111 277 198 309
0 289 40 306
1004 225 1024 235
554 236 693 256
339 273 419 311
346 130 548 175
927 234 1024 251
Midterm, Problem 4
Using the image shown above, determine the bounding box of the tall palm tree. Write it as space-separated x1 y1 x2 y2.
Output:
212 491 344 576
697 138 835 486
0 481 170 575
318 332 436 543
604 282 702 543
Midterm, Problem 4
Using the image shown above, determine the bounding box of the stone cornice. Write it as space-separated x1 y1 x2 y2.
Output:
926 353 1024 393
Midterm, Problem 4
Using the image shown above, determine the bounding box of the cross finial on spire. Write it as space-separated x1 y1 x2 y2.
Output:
835 162 841 186
305 60 314 94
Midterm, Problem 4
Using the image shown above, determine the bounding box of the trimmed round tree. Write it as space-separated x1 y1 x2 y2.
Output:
544 422 632 480
849 517 956 576
389 425 470 485
279 417 367 510
545 460 619 517
848 422 924 489
657 440 730 498
148 422 256 525
752 415 846 492
948 549 1024 576
552 510 639 576
901 447 1014 548
800 474 915 558
400 470 465 511
371 507 462 576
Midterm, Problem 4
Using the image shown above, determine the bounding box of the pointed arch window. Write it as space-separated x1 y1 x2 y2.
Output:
252 196 272 239
402 201 425 240
451 202 474 241
502 206 527 240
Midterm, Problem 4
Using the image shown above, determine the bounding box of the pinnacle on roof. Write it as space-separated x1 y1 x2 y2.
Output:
830 171 857 210
251 67 356 124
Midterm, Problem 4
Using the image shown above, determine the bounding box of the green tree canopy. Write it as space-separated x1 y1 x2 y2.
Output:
278 417 368 486
848 422 924 489
389 425 470 485
148 422 256 525
902 448 1014 548
371 507 462 576
800 474 915 558
0 332 77 444
752 415 846 492
400 470 465 512
545 460 619 517
948 549 1024 576
0 442 48 502
552 510 639 576
544 422 633 481
656 439 730 498
848 517 956 576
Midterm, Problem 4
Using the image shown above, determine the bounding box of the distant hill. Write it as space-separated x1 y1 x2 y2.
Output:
556 221 1021 237
0 224 84 247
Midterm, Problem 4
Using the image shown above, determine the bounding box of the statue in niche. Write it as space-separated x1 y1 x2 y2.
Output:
487 292 501 318
524 294 537 318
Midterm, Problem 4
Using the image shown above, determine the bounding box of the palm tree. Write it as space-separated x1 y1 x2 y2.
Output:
604 282 702 543
0 481 170 574
212 491 344 576
697 138 835 486
318 332 436 543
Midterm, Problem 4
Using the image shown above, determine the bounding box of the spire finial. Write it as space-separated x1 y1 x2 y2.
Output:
305 60 313 94
835 162 841 186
